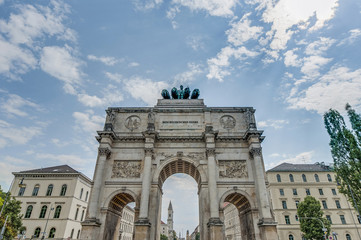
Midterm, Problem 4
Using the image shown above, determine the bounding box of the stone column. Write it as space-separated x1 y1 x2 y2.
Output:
134 132 155 240
205 129 223 240
81 146 111 240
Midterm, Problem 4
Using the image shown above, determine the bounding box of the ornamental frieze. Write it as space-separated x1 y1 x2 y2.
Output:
219 160 248 178
125 115 141 131
220 115 236 130
111 161 141 178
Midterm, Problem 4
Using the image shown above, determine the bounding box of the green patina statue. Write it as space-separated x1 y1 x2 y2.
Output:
161 85 200 99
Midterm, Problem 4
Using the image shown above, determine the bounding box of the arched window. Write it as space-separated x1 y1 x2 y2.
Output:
277 174 281 182
32 184 40 196
327 174 332 182
289 174 294 182
34 227 41 238
80 188 84 199
46 184 53 196
25 205 33 218
314 174 320 182
70 229 74 238
54 205 62 218
81 209 85 221
346 234 352 240
77 230 81 239
39 205 47 218
60 184 67 196
49 227 56 238
302 174 307 182
85 191 89 201
75 208 79 220
289 234 294 240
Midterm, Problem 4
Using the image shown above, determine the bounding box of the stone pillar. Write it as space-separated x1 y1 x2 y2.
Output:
134 132 155 240
81 146 111 239
205 128 224 240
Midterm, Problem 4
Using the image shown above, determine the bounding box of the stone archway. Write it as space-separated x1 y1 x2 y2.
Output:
222 192 255 240
103 193 136 240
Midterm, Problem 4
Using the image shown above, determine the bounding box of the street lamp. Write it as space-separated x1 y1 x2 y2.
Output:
41 205 54 240
332 232 338 240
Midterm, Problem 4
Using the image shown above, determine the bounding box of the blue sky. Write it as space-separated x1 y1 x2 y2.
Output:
1 0 361 235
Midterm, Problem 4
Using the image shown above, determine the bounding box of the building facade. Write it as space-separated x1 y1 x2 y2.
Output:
223 203 241 240
266 163 361 240
118 205 135 240
11 165 92 239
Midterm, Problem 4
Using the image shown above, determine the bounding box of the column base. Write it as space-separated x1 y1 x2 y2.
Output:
207 218 224 240
134 218 151 240
258 218 278 240
80 218 101 240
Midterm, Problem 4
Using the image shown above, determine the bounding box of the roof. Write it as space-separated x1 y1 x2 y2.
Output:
168 201 173 210
267 162 333 172
18 165 79 174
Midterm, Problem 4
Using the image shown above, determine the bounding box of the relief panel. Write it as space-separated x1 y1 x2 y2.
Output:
111 160 141 178
219 160 248 178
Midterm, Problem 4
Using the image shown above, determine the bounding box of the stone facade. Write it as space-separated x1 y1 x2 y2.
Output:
81 99 277 240
11 165 92 240
224 203 242 240
267 163 361 240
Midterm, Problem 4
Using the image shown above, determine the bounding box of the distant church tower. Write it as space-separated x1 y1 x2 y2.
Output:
167 201 174 238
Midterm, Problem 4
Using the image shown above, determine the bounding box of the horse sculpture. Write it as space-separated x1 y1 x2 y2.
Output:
162 85 200 99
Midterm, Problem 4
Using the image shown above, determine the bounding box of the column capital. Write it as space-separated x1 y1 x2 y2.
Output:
144 148 154 157
250 147 262 158
206 148 216 158
98 147 111 159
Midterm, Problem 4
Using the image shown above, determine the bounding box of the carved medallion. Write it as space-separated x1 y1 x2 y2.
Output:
111 161 141 178
125 115 141 131
220 115 236 130
219 161 248 178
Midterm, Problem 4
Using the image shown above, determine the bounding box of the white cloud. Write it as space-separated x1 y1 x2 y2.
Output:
284 49 301 67
87 54 120 66
300 55 332 79
226 13 263 46
174 62 203 84
305 37 335 56
262 0 339 50
123 77 169 105
207 46 259 82
338 28 361 46
51 138 69 147
0 119 43 147
0 156 34 190
128 62 140 67
105 72 123 83
186 35 205 51
40 45 84 94
133 0 164 11
35 153 91 166
257 119 289 129
73 110 104 134
287 66 361 114
266 151 314 170
1 93 42 117
172 0 238 17
77 85 124 107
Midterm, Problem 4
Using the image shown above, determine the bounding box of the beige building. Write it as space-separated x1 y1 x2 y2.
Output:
266 162 361 240
117 205 135 240
11 165 92 239
223 203 241 240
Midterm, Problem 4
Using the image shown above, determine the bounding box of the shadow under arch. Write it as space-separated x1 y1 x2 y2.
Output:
153 157 206 187
220 190 255 240
103 192 137 240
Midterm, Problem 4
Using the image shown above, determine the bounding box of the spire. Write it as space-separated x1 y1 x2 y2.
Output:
168 201 173 210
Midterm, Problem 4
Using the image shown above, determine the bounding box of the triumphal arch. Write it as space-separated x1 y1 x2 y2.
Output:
81 87 278 240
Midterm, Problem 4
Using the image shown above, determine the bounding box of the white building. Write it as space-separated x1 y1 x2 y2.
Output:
11 165 92 239
223 203 241 240
118 205 135 240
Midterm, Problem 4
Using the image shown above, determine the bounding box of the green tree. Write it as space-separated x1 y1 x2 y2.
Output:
324 104 361 211
195 232 200 240
0 186 25 239
297 196 330 240
160 234 168 240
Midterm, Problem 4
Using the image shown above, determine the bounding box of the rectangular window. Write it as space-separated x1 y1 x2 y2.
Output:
306 189 310 195
293 189 298 195
326 215 332 224
280 189 284 196
18 187 26 196
335 200 341 209
295 200 299 208
340 215 346 224
332 188 337 195
282 201 287 209
319 189 324 195
32 186 39 196
285 215 290 224
322 200 328 209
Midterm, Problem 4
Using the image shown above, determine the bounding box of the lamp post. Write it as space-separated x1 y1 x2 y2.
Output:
41 205 54 240
299 217 327 240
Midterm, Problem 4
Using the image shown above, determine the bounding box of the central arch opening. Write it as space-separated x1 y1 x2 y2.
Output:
158 159 202 240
